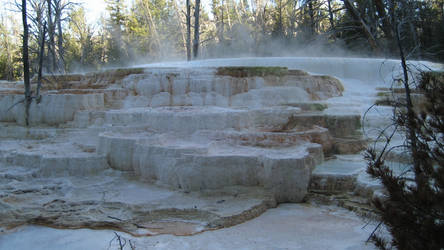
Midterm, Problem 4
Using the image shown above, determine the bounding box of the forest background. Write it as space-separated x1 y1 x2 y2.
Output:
0 0 443 80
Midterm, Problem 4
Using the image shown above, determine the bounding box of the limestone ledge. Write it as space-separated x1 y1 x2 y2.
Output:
124 68 343 107
0 93 104 126
0 67 344 127
97 131 323 203
94 106 302 133
0 150 108 177
0 165 276 236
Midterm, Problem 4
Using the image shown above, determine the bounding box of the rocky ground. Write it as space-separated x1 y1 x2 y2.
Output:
0 203 377 250
0 57 439 249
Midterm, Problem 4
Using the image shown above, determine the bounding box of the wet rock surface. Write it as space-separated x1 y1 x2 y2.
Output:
0 164 276 236
0 203 377 250
1 57 438 241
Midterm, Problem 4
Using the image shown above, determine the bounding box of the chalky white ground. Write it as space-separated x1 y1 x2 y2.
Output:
0 204 376 250
0 57 441 249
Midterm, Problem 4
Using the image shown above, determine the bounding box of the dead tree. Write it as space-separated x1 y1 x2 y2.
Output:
342 0 379 52
53 0 71 73
186 0 191 61
46 0 57 72
28 0 46 54
21 0 31 126
55 6 64 72
327 0 335 32
275 0 284 38
36 22 46 102
220 0 226 44
193 0 201 58
308 0 315 36
366 2 444 249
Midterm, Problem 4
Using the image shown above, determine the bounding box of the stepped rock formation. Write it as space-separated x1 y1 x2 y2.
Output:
0 57 439 235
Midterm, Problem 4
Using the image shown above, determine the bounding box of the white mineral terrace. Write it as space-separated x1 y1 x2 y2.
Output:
0 57 441 249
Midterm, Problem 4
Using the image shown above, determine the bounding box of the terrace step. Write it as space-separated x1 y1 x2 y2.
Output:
97 130 323 202
310 155 366 194
0 164 277 236
0 138 108 177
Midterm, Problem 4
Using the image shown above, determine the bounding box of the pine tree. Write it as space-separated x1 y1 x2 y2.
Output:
366 9 444 245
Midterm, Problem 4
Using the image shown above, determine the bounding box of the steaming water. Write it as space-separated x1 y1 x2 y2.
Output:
1 57 442 250
138 57 440 83
138 57 442 134
138 57 442 168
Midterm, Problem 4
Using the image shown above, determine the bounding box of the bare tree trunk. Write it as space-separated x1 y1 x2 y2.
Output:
47 0 57 72
22 0 31 126
186 0 191 61
327 0 335 31
56 22 64 72
342 0 379 52
55 6 65 73
395 12 423 189
193 0 201 58
387 0 423 188
308 0 315 36
37 22 47 103
277 0 283 38
262 4 267 36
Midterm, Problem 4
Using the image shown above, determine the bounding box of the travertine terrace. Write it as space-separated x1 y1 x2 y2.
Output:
0 57 438 237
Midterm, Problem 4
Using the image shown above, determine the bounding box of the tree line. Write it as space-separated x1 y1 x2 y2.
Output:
1 0 444 80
